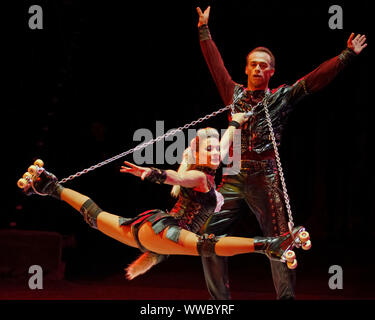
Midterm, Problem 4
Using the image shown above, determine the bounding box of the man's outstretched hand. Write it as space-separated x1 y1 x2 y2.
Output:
347 33 367 55
197 6 211 27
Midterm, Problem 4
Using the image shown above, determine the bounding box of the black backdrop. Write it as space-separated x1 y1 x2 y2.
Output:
5 1 373 282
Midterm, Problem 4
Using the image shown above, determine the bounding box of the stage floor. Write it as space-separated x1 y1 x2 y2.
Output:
1 242 374 300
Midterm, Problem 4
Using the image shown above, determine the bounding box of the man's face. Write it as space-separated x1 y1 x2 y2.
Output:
245 51 275 90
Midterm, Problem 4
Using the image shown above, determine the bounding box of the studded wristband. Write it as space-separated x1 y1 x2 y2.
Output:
229 120 241 129
198 24 211 41
338 47 357 66
145 168 167 184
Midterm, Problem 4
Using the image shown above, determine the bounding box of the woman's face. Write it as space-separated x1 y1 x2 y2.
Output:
196 137 220 169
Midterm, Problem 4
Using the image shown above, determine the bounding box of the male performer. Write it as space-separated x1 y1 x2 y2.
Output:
196 6 367 300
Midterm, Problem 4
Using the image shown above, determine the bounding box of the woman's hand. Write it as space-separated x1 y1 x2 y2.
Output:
120 161 151 180
231 112 251 125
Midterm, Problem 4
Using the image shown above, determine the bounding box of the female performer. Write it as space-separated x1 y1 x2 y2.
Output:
18 114 304 279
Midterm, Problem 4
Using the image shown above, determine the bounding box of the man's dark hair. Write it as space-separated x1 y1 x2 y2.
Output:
247 47 275 68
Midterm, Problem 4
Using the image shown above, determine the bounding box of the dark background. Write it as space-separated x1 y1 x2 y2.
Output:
3 0 373 298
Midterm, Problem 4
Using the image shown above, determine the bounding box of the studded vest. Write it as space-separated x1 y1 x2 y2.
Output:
169 167 224 234
231 83 308 155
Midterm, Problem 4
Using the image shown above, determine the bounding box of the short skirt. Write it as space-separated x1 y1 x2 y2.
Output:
119 209 184 250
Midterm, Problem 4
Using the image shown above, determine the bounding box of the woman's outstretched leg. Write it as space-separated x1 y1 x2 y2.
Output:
137 222 299 259
61 189 280 259
214 236 255 256
60 188 138 248
38 176 279 258
20 166 139 248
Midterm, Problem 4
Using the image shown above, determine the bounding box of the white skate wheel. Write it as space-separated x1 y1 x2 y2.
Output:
23 172 32 180
299 231 310 242
17 178 28 189
28 165 38 175
302 240 312 250
287 259 298 269
34 159 44 167
285 250 296 263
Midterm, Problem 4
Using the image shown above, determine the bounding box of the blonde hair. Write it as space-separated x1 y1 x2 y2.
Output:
171 127 219 198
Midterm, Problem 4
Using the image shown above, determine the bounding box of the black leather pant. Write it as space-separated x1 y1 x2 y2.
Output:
200 160 296 299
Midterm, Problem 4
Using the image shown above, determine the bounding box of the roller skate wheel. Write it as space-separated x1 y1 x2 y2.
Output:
285 250 296 263
302 240 312 250
28 165 38 175
34 159 44 167
17 178 28 189
299 231 310 242
287 259 298 270
23 172 32 180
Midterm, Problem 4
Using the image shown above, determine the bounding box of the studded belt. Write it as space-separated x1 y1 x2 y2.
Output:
240 159 277 172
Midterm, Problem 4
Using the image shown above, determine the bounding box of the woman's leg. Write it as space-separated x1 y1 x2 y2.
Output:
62 187 256 256
138 222 304 259
61 188 138 248
137 221 255 256
58 189 299 260
215 237 255 256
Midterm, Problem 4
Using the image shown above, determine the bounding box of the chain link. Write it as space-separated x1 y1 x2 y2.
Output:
262 96 294 226
58 98 242 184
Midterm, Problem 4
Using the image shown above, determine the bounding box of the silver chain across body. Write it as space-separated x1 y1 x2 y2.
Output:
261 93 295 231
56 87 294 231
232 89 295 230
230 87 294 231
58 109 228 183
58 93 245 184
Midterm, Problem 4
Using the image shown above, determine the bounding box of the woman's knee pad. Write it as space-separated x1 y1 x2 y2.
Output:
197 233 219 257
80 198 103 229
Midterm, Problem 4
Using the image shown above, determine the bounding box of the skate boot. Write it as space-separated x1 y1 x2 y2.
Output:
254 226 311 269
17 159 64 199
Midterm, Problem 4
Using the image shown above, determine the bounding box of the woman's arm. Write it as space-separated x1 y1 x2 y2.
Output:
164 169 207 189
220 112 250 160
120 161 207 190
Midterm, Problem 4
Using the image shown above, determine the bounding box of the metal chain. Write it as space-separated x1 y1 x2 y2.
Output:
262 96 294 227
231 89 268 117
58 94 243 184
57 89 294 227
233 88 294 229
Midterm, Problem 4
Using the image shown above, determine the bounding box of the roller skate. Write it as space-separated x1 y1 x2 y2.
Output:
254 226 311 269
17 159 64 199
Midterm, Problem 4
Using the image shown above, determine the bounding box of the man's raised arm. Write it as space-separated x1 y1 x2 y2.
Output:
288 33 367 105
197 6 236 106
